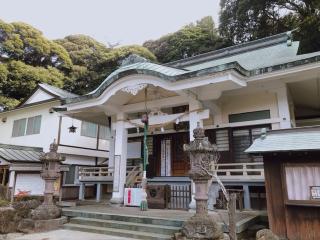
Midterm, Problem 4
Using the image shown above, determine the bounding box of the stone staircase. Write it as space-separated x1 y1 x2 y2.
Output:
62 208 183 240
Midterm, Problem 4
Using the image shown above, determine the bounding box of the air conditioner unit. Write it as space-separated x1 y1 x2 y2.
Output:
124 188 143 207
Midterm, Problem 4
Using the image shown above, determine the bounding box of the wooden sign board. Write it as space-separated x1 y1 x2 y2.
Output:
310 186 320 200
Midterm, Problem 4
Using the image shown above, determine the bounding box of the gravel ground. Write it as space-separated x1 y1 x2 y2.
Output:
1 230 135 240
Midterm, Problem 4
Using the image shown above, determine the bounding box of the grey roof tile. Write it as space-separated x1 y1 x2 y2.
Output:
0 144 43 162
246 126 320 153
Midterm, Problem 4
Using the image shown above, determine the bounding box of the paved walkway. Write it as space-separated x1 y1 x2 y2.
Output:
12 229 135 240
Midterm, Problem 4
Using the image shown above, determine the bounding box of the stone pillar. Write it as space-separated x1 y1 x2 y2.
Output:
181 125 224 240
108 130 116 169
79 183 85 201
32 141 65 220
243 184 251 210
189 100 203 210
8 170 16 203
96 183 102 202
110 113 128 204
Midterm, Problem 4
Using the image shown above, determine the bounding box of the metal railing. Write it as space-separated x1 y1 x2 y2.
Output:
214 162 264 181
78 166 114 182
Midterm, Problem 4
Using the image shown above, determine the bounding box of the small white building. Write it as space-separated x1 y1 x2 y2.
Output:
0 83 110 200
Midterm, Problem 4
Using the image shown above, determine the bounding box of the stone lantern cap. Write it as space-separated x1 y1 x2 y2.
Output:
183 123 218 153
40 140 65 163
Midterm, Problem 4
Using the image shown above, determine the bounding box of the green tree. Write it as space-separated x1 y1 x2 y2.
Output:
143 16 228 63
56 35 156 94
0 96 20 110
219 0 320 53
0 20 72 70
2 60 65 100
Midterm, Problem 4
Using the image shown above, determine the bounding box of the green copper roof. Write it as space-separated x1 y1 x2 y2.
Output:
184 41 299 71
246 126 320 153
63 31 320 105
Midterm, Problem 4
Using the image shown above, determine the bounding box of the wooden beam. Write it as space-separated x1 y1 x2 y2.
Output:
121 96 188 113
123 109 210 129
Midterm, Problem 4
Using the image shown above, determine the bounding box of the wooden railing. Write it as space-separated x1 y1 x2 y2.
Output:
214 162 264 181
126 165 143 187
79 166 114 182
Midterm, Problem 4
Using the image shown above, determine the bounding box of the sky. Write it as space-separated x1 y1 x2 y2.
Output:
1 0 221 47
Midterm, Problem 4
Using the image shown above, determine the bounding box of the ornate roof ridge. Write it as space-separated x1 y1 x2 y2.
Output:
166 31 293 68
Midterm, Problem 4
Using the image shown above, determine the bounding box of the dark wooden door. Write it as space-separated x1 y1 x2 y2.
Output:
171 132 190 176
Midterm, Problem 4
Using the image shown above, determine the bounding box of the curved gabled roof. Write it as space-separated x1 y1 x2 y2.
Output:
63 61 249 104
63 31 320 105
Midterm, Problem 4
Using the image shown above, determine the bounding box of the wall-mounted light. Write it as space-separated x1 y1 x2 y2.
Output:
1 117 7 123
49 108 54 114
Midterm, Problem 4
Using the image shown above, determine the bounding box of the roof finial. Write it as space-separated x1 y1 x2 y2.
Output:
120 54 149 67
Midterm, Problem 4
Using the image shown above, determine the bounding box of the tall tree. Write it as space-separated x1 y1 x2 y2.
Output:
219 0 320 53
56 35 156 94
143 16 228 63
0 19 71 109
0 20 72 70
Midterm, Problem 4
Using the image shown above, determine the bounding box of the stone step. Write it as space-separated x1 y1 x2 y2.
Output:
70 217 180 235
62 209 184 227
63 223 173 240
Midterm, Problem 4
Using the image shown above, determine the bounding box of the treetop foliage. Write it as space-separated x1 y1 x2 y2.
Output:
0 1 319 109
143 16 229 63
219 0 320 53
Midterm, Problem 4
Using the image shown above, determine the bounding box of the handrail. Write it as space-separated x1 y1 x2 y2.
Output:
126 165 143 187
214 162 264 179
78 166 114 181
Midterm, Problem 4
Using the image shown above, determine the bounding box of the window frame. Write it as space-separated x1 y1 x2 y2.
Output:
26 115 42 135
228 110 271 123
12 118 27 137
12 115 42 137
282 163 320 207
81 121 98 139
62 165 80 186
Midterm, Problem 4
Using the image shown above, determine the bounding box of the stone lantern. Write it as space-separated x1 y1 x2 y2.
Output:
32 140 65 220
181 124 225 240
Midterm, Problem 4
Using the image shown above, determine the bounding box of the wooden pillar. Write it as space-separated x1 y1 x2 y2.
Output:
1 168 5 186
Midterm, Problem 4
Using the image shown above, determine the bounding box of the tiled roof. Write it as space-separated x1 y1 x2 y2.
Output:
63 31 320 105
246 126 320 153
39 83 78 99
0 144 43 163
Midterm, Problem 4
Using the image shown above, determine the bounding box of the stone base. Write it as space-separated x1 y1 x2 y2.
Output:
18 216 67 233
181 214 225 240
31 204 61 220
109 197 123 205
175 232 230 240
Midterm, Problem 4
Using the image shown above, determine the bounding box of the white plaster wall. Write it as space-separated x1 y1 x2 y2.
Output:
63 154 96 166
0 101 109 157
24 89 54 105
219 91 279 125
0 102 60 152
59 117 109 151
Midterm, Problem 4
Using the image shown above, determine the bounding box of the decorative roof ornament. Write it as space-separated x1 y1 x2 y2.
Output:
121 83 147 95
120 54 149 67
